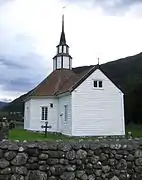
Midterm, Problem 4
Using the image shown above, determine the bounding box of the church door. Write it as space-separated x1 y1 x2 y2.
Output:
59 113 63 132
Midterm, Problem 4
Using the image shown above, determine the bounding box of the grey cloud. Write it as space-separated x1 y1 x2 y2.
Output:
0 30 50 93
0 57 28 69
0 0 14 6
0 54 49 93
94 0 142 8
63 0 142 15
0 22 50 94
96 0 142 15
3 78 35 92
0 98 12 102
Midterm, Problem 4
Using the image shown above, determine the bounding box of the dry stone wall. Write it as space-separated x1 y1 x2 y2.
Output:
0 139 142 180
0 119 9 140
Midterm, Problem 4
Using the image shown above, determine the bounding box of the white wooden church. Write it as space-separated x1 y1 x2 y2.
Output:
24 15 125 136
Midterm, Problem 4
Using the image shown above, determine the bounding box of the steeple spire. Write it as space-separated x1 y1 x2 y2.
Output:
62 14 64 33
59 14 66 45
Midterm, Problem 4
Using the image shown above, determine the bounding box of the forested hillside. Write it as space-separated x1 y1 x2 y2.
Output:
0 102 8 109
101 52 142 124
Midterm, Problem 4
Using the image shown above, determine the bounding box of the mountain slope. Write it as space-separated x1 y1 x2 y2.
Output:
0 90 33 115
1 52 142 123
101 52 142 93
101 52 142 124
0 101 8 109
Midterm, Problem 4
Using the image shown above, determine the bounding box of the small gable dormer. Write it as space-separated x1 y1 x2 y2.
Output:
53 15 72 71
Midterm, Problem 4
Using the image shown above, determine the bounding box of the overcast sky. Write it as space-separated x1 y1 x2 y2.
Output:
0 0 142 102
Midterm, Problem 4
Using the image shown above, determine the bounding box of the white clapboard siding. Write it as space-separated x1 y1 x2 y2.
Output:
58 95 72 136
24 100 31 130
72 69 125 136
25 98 58 132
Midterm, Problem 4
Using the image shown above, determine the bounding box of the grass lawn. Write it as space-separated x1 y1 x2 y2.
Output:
9 129 77 141
126 124 142 138
9 124 142 141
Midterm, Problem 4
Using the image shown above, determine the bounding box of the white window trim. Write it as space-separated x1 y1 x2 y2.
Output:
93 80 104 89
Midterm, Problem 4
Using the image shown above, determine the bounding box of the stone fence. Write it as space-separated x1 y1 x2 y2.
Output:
0 119 9 140
0 118 15 141
0 139 142 180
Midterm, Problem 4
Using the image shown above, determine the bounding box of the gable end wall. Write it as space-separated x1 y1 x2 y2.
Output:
72 69 125 136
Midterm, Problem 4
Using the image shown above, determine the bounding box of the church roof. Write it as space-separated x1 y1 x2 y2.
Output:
27 65 95 98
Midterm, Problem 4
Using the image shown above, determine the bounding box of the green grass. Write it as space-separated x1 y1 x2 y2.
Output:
126 124 142 138
9 124 142 141
9 129 71 141
9 129 95 141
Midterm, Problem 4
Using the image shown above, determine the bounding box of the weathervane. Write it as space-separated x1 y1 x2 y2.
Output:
62 6 66 15
97 57 100 65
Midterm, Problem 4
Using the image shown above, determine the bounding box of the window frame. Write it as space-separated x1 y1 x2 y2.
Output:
93 80 103 89
93 80 97 88
99 81 103 88
41 106 48 121
50 103 53 108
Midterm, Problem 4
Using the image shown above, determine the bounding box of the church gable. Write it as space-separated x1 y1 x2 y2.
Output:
74 68 122 94
70 66 123 94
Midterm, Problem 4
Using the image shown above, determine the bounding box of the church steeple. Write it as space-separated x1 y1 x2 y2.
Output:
53 14 72 71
